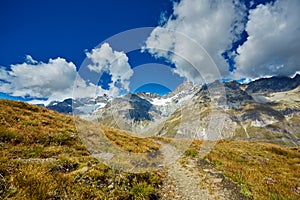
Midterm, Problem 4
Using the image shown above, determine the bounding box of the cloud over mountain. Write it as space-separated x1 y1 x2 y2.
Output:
86 43 133 96
145 0 300 81
0 57 77 102
1 0 299 104
235 0 300 79
0 43 133 103
145 0 246 82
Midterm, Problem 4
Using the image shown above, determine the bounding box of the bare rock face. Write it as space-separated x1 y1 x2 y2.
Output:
195 80 253 109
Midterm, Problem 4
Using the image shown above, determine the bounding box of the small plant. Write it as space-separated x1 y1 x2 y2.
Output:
184 149 198 157
240 184 252 197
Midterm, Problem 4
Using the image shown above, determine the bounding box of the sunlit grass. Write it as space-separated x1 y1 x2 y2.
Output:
100 124 160 153
0 100 163 199
182 139 300 200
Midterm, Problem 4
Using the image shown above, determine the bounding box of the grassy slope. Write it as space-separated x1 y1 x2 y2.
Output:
0 100 163 199
182 140 300 200
0 99 299 199
100 124 160 153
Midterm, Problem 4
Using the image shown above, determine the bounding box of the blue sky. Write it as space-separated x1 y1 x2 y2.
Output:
0 0 299 104
0 0 175 101
0 0 173 67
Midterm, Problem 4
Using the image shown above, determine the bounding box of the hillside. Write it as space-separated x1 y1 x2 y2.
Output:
0 100 163 199
0 99 299 199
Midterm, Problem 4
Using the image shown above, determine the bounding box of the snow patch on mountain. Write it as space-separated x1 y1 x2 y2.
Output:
151 97 173 106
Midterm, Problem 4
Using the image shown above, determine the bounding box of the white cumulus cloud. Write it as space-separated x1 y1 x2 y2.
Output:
234 0 300 79
0 57 77 101
145 0 246 83
0 56 102 104
0 43 134 104
87 43 133 96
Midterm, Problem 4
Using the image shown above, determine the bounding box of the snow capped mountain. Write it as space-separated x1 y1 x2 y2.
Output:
46 80 200 117
45 75 300 146
46 94 111 115
69 81 201 133
136 81 201 117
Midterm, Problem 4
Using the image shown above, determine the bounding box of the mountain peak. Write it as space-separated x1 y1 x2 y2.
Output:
172 81 194 94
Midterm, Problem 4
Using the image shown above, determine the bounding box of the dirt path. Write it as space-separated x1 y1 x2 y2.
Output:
159 142 212 199
159 142 251 200
159 142 210 199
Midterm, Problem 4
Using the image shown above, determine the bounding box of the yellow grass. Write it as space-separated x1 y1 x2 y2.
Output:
100 124 160 153
182 139 300 200
0 100 163 199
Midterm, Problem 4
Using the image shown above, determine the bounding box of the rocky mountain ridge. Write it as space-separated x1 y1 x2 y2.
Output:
46 75 300 115
245 74 300 93
45 75 300 146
